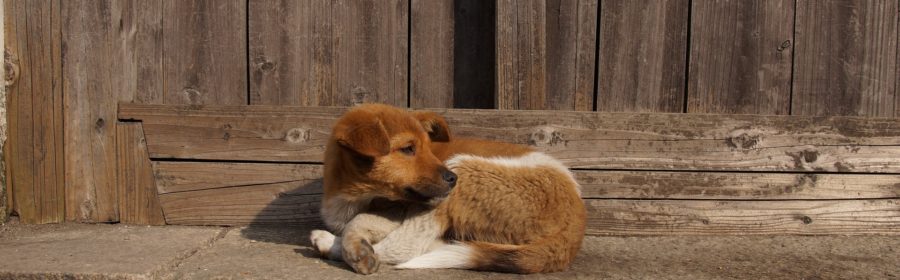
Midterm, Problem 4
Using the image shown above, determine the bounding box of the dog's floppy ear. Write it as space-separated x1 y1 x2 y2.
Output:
412 111 451 142
333 118 391 158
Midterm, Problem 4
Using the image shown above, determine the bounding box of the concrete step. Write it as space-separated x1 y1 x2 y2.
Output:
1 219 897 279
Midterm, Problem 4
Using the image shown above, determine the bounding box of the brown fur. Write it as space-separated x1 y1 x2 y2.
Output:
321 103 585 274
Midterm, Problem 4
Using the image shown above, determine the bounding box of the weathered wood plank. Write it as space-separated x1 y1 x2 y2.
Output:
153 161 900 200
119 104 900 173
157 180 322 226
116 123 165 225
248 0 407 106
150 162 900 234
792 0 899 117
597 0 688 113
119 0 164 104
687 0 793 115
6 0 36 223
164 0 246 105
153 162 323 195
587 199 900 236
496 0 597 111
62 0 121 222
410 0 453 108
4 0 65 223
578 171 900 200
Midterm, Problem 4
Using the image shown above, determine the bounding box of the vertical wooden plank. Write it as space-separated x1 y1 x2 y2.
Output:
5 0 64 224
63 0 121 222
496 0 596 111
453 0 496 109
597 0 688 113
248 0 311 106
334 0 408 107
164 0 247 105
410 0 453 108
687 0 793 115
573 0 598 111
248 0 407 107
6 0 36 223
120 0 163 104
116 122 165 225
793 0 898 117
495 0 518 109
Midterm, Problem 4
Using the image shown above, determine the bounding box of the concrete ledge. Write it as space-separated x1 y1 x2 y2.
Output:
1 219 898 279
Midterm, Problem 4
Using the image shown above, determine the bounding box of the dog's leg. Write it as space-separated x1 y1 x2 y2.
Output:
310 229 343 260
374 208 446 264
341 212 403 274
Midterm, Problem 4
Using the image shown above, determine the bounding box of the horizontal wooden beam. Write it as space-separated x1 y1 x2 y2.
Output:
587 199 900 235
120 104 900 173
152 162 900 234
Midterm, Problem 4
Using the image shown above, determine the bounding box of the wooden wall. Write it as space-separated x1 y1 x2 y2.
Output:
4 0 900 235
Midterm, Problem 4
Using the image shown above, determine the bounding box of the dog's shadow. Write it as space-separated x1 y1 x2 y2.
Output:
239 178 353 272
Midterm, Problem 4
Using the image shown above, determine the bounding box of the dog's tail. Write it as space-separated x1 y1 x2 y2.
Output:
394 229 583 274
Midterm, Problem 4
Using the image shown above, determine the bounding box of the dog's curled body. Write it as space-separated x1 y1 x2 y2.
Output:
381 152 585 273
311 104 586 274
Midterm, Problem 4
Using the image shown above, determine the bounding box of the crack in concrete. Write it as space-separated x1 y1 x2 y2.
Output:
148 227 231 280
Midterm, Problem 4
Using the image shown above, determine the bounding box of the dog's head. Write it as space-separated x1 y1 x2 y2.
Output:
324 104 456 204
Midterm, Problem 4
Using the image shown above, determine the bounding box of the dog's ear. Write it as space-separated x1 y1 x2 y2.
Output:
333 118 391 158
412 111 451 142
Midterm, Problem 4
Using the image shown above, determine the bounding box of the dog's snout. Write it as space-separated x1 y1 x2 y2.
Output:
442 170 457 187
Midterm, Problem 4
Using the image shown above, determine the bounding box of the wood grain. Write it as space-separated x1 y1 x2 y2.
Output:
62 0 122 222
587 199 900 235
597 0 688 113
410 0 454 108
792 0 899 117
496 0 597 111
5 0 65 223
163 0 246 105
116 123 165 225
148 162 900 233
119 104 900 172
153 161 321 226
579 171 900 200
153 162 323 195
118 0 164 104
152 161 900 200
687 0 794 115
248 0 407 106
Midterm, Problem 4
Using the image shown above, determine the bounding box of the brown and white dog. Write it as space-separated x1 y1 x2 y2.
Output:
309 104 586 274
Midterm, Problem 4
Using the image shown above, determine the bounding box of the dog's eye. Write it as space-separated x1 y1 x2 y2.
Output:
400 145 416 156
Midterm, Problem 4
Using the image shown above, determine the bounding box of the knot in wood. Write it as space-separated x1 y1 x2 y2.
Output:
4 51 19 86
726 133 760 150
94 118 106 133
351 87 373 105
800 216 813 224
285 127 310 144
182 88 202 105
529 127 564 147
260 61 275 71
777 40 792 52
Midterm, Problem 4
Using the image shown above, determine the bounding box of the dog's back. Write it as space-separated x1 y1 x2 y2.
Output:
398 152 586 273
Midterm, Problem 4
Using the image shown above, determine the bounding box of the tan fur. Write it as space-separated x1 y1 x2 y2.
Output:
316 103 586 274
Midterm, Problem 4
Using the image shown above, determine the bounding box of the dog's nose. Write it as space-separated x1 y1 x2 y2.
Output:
442 170 457 187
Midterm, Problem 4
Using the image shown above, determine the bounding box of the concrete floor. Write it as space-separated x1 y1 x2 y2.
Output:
0 218 897 280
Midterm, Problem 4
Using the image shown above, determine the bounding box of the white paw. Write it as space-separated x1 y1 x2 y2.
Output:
310 229 336 257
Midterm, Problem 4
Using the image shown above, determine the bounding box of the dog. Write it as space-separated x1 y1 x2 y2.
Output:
309 104 586 274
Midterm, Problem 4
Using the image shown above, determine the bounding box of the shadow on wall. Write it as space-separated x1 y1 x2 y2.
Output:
240 178 324 246
238 177 353 271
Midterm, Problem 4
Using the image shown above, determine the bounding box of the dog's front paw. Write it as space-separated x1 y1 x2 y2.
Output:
342 239 380 275
310 230 336 259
